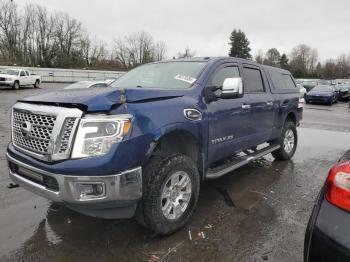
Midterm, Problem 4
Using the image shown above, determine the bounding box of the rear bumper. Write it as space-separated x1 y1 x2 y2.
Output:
7 152 143 219
305 190 350 261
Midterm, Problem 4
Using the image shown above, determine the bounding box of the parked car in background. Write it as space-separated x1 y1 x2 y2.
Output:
301 80 318 92
105 78 118 84
0 68 41 90
338 84 350 101
304 150 350 262
318 79 334 86
64 80 110 89
305 85 338 105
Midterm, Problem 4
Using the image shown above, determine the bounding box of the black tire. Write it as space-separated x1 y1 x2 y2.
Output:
12 81 20 90
271 121 298 161
136 153 200 235
34 80 40 88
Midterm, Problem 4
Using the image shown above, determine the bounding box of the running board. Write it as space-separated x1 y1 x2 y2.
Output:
205 144 280 179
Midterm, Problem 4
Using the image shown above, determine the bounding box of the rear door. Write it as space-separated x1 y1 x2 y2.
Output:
241 64 275 145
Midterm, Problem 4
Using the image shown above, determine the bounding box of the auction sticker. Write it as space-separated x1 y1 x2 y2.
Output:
174 74 196 84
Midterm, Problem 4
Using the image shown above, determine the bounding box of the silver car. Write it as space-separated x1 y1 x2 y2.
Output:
64 81 109 89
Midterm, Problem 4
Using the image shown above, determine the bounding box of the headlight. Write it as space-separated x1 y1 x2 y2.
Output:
5 77 13 81
71 114 132 158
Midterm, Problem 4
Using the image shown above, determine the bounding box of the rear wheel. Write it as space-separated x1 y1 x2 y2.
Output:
34 80 40 88
136 153 200 235
12 81 20 90
271 121 297 160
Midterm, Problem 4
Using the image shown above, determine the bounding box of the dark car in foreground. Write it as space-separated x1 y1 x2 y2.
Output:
305 85 338 105
304 150 350 262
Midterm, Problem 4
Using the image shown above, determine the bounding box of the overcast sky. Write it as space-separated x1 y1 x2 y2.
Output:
15 0 350 61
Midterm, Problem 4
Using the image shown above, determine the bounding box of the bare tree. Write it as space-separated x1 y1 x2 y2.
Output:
263 48 281 67
254 49 264 64
35 5 58 67
113 31 167 69
153 40 167 61
54 12 84 67
177 47 196 58
335 54 350 79
289 44 318 77
0 0 21 63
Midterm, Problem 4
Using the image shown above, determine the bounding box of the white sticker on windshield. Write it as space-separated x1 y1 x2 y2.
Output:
174 74 196 84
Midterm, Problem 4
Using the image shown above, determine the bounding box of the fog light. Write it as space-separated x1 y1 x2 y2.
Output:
73 182 106 200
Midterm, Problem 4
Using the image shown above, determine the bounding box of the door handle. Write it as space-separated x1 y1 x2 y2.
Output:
266 101 273 106
241 104 251 109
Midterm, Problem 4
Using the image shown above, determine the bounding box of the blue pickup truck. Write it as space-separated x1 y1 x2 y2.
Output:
6 57 302 234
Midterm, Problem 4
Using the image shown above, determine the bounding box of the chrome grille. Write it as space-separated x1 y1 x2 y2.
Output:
12 102 83 161
57 118 77 154
12 110 56 154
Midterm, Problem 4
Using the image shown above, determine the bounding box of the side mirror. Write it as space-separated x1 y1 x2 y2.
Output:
221 77 243 98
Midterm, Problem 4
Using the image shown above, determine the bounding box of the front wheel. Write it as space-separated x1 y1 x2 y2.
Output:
271 121 298 161
136 153 200 235
12 81 20 90
34 80 40 88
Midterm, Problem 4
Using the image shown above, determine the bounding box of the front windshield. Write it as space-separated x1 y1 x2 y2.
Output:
110 61 207 89
4 69 19 76
65 81 92 89
313 86 333 92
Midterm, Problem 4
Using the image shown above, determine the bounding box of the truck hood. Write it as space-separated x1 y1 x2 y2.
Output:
19 87 187 112
0 73 13 78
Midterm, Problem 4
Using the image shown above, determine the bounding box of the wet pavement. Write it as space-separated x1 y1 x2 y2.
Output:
0 84 349 262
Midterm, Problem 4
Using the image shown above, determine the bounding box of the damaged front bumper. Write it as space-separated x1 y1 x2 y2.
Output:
7 152 142 219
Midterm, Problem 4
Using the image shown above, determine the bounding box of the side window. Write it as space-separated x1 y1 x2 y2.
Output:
20 71 26 77
282 74 296 89
269 70 297 89
243 67 265 93
210 66 240 96
211 66 240 88
25 71 30 76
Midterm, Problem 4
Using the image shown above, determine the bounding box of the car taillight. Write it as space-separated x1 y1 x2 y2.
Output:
325 161 350 212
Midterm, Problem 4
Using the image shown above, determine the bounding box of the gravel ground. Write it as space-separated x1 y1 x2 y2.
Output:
0 84 349 262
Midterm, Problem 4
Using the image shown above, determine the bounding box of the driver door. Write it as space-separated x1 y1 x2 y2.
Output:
20 70 28 85
206 63 252 164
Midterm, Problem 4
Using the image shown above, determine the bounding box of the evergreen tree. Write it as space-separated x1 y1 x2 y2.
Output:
228 29 252 59
279 53 289 69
